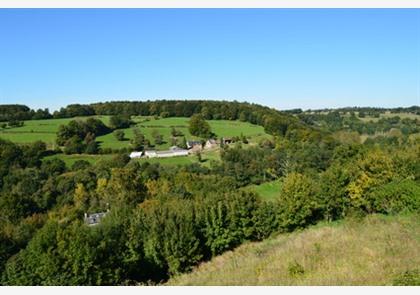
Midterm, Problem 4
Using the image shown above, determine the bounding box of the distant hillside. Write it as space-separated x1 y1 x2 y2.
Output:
168 214 420 286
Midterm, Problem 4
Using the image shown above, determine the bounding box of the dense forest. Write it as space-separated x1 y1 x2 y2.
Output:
0 100 419 285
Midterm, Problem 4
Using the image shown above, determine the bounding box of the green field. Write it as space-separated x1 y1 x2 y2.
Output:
97 117 269 150
168 214 420 285
1 115 270 168
0 116 110 147
244 179 283 201
0 116 270 151
132 149 220 167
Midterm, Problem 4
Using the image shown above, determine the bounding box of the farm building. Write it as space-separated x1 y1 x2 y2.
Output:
187 140 202 149
129 151 143 158
205 139 218 149
144 146 189 158
84 211 108 226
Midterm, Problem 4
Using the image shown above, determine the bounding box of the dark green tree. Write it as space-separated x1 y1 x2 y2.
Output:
189 114 212 138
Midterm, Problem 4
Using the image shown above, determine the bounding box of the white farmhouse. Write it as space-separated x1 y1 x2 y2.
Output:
129 151 143 158
205 139 218 149
144 150 158 158
144 146 189 158
168 146 189 157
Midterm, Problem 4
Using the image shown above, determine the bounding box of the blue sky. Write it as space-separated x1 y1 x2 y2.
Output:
0 9 419 111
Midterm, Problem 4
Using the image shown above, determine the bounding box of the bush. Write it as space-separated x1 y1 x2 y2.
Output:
64 136 85 154
85 141 99 154
71 160 91 171
278 173 321 231
109 115 132 129
113 130 125 141
393 269 420 286
288 260 305 278
189 114 212 138
368 179 420 214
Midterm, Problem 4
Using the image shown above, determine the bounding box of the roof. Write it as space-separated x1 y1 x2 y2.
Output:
129 151 143 158
145 150 157 153
170 146 188 151
84 212 107 226
187 141 202 149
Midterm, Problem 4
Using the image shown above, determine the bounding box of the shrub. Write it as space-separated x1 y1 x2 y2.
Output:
393 269 420 286
113 130 125 141
368 179 420 214
278 173 321 231
288 260 305 278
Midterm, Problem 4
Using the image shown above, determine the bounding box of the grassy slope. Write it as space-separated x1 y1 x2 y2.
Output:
97 117 269 150
0 116 110 146
168 214 420 286
2 115 270 167
0 116 270 151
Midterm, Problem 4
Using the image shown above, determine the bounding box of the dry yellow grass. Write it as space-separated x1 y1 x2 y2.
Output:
167 214 420 286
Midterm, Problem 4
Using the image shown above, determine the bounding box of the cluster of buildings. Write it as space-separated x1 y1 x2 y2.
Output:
129 138 232 159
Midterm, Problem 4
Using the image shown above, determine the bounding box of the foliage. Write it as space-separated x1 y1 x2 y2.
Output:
113 130 125 141
278 173 321 230
0 101 419 285
109 115 132 129
189 114 212 138
393 269 420 286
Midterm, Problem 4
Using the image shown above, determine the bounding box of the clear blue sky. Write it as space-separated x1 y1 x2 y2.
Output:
0 9 419 111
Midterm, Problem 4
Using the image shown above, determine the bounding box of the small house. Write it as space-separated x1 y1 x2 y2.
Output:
205 139 218 149
84 211 108 226
186 140 202 149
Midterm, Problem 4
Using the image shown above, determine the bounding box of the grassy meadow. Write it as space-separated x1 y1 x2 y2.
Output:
0 115 270 151
244 179 283 201
97 116 269 150
0 116 110 147
0 115 270 167
131 148 221 167
167 214 420 286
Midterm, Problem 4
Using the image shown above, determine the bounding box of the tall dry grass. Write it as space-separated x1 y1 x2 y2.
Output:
167 214 420 285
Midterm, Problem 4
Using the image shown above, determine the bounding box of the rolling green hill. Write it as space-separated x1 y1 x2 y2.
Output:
167 214 420 286
0 115 270 150
0 115 271 166
96 116 269 150
0 116 110 147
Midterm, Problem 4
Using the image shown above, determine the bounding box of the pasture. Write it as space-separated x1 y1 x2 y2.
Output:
0 116 110 147
0 115 270 151
97 117 269 150
244 179 283 201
